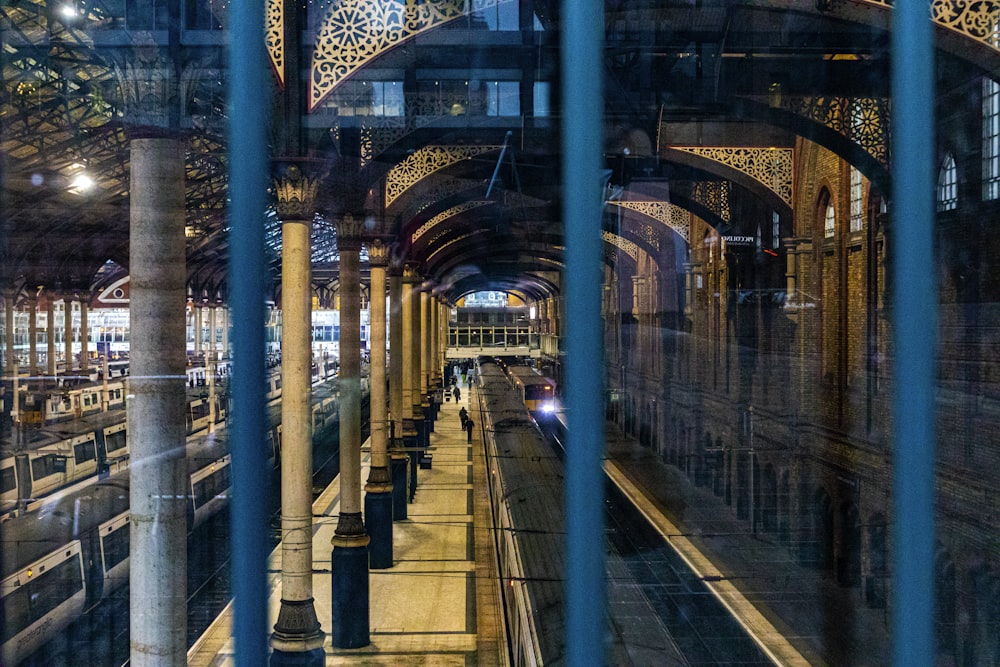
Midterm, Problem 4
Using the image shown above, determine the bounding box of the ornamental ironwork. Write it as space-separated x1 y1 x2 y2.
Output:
385 145 501 208
780 96 890 167
428 231 486 261
858 0 1000 52
311 0 507 111
602 231 639 260
673 147 793 207
266 0 284 86
610 201 691 242
691 181 731 223
412 201 491 243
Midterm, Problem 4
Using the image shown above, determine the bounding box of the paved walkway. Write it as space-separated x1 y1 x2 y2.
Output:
189 382 504 666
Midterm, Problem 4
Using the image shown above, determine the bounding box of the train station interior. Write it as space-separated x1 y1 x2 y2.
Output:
2 0 999 665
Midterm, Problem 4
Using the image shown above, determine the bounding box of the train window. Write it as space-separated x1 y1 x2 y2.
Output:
102 526 130 571
74 440 97 464
1 466 15 493
105 430 127 453
0 554 83 643
31 454 59 480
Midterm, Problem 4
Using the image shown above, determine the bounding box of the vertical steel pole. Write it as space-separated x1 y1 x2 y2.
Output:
228 0 269 661
562 0 605 664
891 4 936 667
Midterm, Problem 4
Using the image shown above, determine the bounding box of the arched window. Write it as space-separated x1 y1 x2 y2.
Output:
937 153 958 211
824 203 836 238
850 167 864 231
983 77 1000 200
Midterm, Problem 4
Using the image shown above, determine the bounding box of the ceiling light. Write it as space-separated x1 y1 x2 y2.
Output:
69 173 94 192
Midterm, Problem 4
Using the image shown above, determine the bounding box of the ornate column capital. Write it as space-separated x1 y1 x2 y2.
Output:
273 165 319 222
334 214 364 252
402 263 422 284
366 238 392 268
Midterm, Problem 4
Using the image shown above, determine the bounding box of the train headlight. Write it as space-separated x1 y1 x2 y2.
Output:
540 402 555 414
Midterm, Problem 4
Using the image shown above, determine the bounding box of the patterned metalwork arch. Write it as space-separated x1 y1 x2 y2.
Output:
609 201 691 243
310 0 509 111
385 145 502 208
602 231 639 261
412 201 492 243
673 147 794 207
266 0 284 86
859 0 1000 53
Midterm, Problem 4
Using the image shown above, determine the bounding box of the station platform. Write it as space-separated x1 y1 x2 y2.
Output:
188 382 504 666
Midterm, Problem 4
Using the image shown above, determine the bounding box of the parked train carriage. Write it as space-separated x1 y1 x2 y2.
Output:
0 370 365 665
0 476 130 666
265 372 282 401
17 430 101 503
101 421 129 474
478 360 567 665
186 433 232 529
506 365 557 417
16 380 126 425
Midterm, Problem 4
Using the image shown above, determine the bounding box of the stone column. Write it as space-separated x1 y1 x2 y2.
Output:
79 296 89 373
27 296 38 379
429 293 439 387
220 303 229 359
364 238 393 567
405 265 424 495
45 293 56 380
388 262 408 518
420 289 434 394
3 290 14 377
128 134 188 666
270 166 324 653
194 302 203 358
63 294 73 373
207 305 217 433
420 288 431 439
3 290 15 427
401 265 419 500
330 215 370 648
208 304 217 359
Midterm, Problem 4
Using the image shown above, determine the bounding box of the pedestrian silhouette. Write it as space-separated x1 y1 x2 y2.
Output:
459 406 468 426
453 386 461 402
465 417 474 442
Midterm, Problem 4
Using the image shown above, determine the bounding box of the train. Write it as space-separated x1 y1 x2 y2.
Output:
1 382 231 521
477 358 687 666
0 430 239 666
0 359 343 522
0 370 362 666
476 358 566 664
505 365 557 416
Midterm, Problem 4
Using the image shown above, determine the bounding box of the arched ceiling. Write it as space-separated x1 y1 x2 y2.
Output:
2 0 995 305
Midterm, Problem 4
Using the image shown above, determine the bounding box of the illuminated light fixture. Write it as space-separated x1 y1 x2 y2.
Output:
69 172 94 193
61 4 79 17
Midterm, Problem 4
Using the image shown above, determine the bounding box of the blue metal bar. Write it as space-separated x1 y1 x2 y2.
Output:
561 1 606 665
227 3 270 663
891 5 936 667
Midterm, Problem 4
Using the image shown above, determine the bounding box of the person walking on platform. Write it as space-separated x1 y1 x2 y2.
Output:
465 417 474 443
453 386 461 402
459 406 468 427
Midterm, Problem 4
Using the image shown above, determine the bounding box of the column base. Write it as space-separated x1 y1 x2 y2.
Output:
330 543 370 648
391 455 409 520
404 428 419 501
364 490 393 569
270 598 324 653
270 649 325 666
